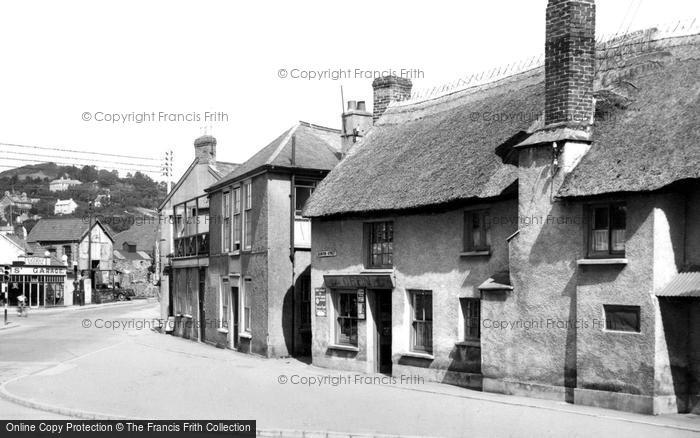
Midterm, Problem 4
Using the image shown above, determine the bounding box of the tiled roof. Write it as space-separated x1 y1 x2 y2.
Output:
114 249 151 261
113 221 158 251
657 271 700 297
208 122 341 191
26 218 112 243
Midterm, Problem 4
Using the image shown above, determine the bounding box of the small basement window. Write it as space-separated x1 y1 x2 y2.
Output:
603 305 640 333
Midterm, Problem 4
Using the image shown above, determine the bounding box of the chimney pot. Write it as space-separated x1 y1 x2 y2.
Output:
372 75 412 122
357 101 366 111
194 135 217 163
544 0 596 128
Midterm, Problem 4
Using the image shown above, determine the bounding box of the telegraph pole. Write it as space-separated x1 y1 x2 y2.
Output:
2 266 9 325
86 201 94 305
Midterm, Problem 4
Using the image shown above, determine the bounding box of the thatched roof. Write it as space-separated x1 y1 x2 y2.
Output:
304 33 700 218
557 37 700 198
208 121 341 191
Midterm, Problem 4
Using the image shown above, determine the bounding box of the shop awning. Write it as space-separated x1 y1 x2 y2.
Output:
478 270 513 292
323 274 394 290
657 271 700 297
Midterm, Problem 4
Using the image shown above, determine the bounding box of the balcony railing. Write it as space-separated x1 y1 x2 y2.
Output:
174 232 209 258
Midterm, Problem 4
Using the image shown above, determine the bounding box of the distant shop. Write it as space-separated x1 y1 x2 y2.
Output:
7 261 67 307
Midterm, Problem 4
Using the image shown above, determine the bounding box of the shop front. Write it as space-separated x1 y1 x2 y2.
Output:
313 274 394 375
7 264 67 308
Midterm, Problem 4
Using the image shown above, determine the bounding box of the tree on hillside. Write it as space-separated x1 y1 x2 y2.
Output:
78 165 99 183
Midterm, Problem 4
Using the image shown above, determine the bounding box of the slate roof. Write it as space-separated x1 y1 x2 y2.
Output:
304 32 700 218
113 221 158 252
26 218 113 243
114 249 151 261
208 121 341 191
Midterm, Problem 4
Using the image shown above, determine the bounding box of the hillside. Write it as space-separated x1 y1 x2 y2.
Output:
0 163 167 233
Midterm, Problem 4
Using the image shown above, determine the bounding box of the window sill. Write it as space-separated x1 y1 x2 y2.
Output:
217 328 229 334
603 329 642 335
455 340 481 348
460 250 491 257
401 351 434 360
227 250 240 256
577 258 628 265
328 344 359 352
238 331 252 339
361 269 394 274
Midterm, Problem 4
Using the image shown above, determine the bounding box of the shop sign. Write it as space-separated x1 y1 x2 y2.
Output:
11 266 67 276
357 289 366 320
315 288 327 317
21 256 48 266
317 250 337 258
323 274 393 289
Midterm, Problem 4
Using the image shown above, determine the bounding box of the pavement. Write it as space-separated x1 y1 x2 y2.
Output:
0 301 699 437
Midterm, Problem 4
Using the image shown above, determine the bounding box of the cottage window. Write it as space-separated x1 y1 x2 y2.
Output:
604 305 640 333
232 187 241 251
589 203 626 257
367 221 393 269
222 191 231 253
335 291 358 346
460 298 480 341
410 290 432 353
243 181 252 251
464 209 491 252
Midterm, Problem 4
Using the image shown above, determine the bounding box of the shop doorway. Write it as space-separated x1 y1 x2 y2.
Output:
373 291 393 375
230 286 239 349
198 267 206 341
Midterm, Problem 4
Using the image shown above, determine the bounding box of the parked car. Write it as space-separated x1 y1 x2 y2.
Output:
94 284 136 302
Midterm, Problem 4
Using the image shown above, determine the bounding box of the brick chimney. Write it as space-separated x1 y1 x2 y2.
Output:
544 0 596 128
372 76 412 122
194 135 216 163
341 100 373 156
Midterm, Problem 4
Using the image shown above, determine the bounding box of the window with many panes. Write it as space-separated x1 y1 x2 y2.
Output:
243 181 252 250
335 291 358 346
460 298 480 341
222 191 231 252
411 290 433 353
589 203 626 257
464 209 491 252
295 180 316 217
604 305 640 332
219 277 229 330
243 278 252 332
367 221 393 268
232 187 241 251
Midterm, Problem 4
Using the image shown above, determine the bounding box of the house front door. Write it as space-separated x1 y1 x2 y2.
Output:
230 286 239 349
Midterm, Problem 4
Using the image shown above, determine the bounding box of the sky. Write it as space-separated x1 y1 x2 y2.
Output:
0 0 698 180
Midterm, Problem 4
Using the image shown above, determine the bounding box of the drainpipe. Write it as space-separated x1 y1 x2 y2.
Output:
289 135 296 355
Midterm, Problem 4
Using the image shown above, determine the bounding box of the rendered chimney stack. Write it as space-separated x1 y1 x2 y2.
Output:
194 135 217 163
341 100 373 157
372 76 412 122
544 0 596 128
